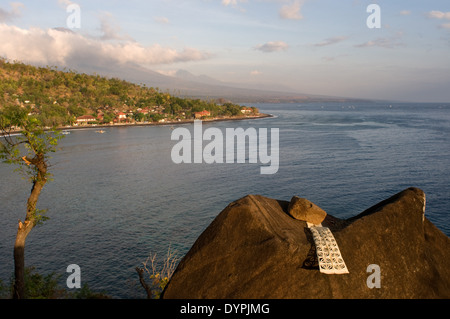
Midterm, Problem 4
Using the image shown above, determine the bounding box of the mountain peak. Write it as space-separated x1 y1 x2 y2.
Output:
174 69 221 85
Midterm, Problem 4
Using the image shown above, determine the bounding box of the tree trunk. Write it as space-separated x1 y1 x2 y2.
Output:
12 156 46 299
13 221 33 299
136 267 152 299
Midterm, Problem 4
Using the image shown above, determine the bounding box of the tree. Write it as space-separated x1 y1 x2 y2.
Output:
149 113 163 122
0 105 63 299
223 103 241 116
134 112 145 122
135 246 180 299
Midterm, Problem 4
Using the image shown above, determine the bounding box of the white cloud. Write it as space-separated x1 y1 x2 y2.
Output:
314 36 348 47
0 2 24 22
400 10 411 16
156 69 177 77
222 0 247 6
250 70 261 75
355 37 403 49
99 12 133 41
426 11 450 20
222 0 237 6
279 0 305 20
154 16 170 25
221 0 247 11
0 24 212 68
254 41 288 52
426 11 450 30
57 0 74 7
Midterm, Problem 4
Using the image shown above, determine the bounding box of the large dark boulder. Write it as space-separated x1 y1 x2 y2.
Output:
162 187 450 299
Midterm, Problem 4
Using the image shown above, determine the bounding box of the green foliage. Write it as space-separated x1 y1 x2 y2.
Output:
22 266 65 299
149 113 164 123
0 105 64 185
223 102 242 116
1 105 64 230
0 58 251 126
0 267 111 299
148 273 170 299
32 208 50 226
137 246 180 299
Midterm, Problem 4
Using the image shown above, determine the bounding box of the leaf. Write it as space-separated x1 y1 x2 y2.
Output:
32 208 50 227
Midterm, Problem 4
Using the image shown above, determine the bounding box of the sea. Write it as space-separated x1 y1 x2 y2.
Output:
0 101 449 298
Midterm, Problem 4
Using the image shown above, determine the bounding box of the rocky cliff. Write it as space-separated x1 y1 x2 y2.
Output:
162 187 450 299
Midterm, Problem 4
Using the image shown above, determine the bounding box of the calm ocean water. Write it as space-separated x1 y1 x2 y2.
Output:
1 101 449 298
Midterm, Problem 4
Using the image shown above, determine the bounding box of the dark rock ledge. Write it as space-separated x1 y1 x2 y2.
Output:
162 187 450 299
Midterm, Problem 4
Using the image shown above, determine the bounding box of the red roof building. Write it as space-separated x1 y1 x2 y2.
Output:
76 115 97 124
115 112 128 123
194 110 211 119
117 112 127 119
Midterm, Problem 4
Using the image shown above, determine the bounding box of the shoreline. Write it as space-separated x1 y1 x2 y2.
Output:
0 113 273 136
61 113 273 131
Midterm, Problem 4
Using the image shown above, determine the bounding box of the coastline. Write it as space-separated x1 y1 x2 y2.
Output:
58 113 273 132
61 113 273 131
0 113 273 136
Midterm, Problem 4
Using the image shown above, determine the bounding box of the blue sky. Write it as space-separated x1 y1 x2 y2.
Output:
1 0 450 102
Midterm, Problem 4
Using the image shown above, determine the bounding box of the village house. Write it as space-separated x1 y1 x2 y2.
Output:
76 115 97 125
241 107 253 114
116 112 127 122
139 108 150 115
194 110 211 119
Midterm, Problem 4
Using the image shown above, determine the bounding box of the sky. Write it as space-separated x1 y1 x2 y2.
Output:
0 0 449 102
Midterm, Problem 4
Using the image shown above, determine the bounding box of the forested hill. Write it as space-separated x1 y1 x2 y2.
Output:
0 58 257 127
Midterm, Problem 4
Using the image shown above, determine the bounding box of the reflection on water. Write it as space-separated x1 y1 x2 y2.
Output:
0 102 449 298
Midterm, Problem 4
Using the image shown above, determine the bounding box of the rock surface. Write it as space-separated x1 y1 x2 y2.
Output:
288 196 327 225
162 187 450 299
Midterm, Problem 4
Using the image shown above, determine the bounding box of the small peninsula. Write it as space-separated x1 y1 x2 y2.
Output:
0 58 268 133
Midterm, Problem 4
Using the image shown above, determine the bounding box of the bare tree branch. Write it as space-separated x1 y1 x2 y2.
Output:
135 267 152 299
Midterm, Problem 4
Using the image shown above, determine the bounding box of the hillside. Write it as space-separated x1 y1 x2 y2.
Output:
0 58 258 127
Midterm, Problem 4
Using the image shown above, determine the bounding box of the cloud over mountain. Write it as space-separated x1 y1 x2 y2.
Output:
0 24 212 69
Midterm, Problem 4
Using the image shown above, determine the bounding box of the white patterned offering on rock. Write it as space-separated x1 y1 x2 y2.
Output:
308 224 349 274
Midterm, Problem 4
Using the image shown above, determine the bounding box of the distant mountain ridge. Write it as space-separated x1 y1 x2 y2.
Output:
1 54 369 104
158 68 369 103
70 62 368 104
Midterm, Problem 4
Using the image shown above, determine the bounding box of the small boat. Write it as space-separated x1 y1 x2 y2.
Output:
62 130 71 135
96 130 106 134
